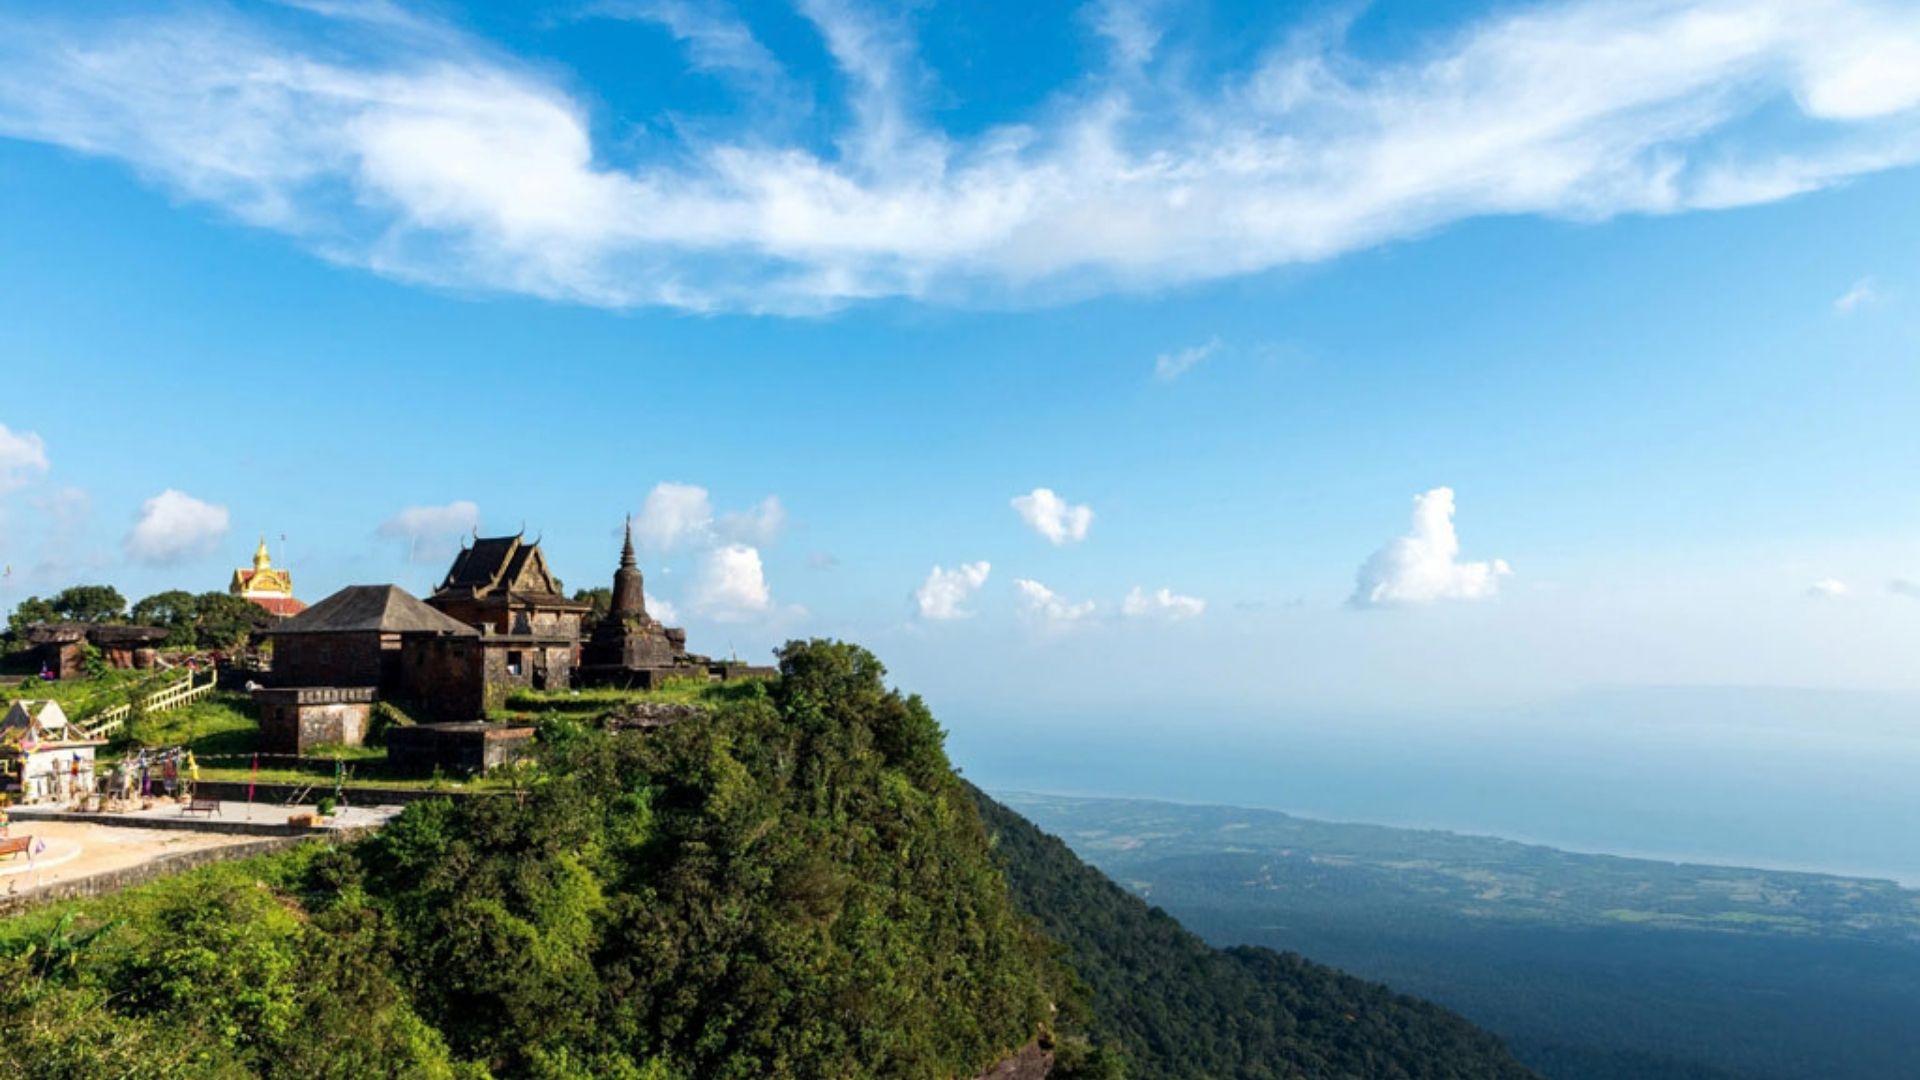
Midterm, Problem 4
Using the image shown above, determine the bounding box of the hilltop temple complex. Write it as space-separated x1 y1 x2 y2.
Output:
255 520 770 758
229 537 305 617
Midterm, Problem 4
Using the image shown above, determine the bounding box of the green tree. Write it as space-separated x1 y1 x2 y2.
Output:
5 595 59 638
191 592 273 651
131 590 201 647
52 585 126 623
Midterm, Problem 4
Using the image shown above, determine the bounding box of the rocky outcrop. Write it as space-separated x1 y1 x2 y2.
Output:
604 701 706 731
971 1040 1052 1080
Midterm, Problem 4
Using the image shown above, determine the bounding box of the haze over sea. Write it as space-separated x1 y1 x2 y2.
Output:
948 686 1920 886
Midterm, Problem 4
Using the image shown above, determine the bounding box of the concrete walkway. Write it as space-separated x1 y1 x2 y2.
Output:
10 799 402 837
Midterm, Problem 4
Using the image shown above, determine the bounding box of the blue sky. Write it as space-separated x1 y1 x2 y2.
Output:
1 0 1918 729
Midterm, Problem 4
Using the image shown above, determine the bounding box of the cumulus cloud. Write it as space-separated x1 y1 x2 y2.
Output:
1833 277 1880 313
1015 578 1097 628
1122 585 1206 619
0 422 49 493
3 1 1920 311
1153 339 1218 382
1350 487 1510 608
1012 487 1094 545
634 482 783 552
378 499 480 562
1806 577 1850 598
718 495 785 547
633 482 715 552
915 561 990 620
688 542 771 621
124 488 230 565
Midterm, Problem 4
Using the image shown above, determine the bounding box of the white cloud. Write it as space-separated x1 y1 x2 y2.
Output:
1351 487 1511 608
633 482 715 552
915 561 990 620
1806 577 1850 598
718 495 785 547
1153 339 1218 382
377 499 479 562
1015 578 1097 628
124 488 230 565
688 542 771 621
0 422 49 493
1012 487 1094 545
1833 277 1879 313
1890 579 1920 599
1122 585 1206 619
2 2 1920 311
648 594 681 624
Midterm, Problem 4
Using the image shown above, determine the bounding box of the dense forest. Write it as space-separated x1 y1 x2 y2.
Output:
0 640 1534 1078
971 790 1537 1080
1006 792 1920 1080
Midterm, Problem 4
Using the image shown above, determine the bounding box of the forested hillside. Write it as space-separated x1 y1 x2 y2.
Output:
972 789 1538 1080
0 640 1535 1079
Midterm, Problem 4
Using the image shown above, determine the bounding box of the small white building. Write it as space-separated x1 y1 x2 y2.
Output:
0 700 104 804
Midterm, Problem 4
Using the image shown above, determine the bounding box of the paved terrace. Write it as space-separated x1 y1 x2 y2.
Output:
0 801 405 907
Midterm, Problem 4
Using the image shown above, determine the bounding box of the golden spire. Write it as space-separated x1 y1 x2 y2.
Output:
253 535 272 572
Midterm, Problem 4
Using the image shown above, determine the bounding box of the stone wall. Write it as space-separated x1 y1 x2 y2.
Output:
386 723 535 776
254 686 375 754
275 631 391 689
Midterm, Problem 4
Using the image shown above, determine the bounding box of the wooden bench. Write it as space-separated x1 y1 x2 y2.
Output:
0 836 31 860
181 798 221 817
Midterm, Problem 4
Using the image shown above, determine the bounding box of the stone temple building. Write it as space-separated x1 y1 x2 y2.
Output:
578 520 775 688
425 532 587 696
229 536 306 617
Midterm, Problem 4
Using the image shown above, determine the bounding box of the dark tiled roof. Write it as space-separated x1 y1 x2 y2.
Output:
23 623 169 645
269 585 478 637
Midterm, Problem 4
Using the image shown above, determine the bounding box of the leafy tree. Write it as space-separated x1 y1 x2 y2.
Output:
131 590 201 647
50 584 126 623
573 586 612 633
4 595 58 638
191 592 274 651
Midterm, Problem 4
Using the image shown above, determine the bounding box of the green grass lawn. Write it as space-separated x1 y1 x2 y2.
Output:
498 674 767 719
0 667 181 722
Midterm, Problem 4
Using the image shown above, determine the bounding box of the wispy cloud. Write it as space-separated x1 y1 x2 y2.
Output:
1153 338 1218 382
378 499 480 563
1122 585 1205 619
1833 276 1880 313
1806 577 1850 598
3 1 1920 312
0 422 49 493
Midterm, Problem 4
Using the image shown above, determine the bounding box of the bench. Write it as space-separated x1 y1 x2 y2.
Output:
182 799 221 817
0 837 31 860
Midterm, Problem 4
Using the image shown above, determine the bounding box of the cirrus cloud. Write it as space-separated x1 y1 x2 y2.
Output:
2 1 1920 311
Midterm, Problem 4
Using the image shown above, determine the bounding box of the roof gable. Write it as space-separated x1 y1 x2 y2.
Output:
271 585 478 637
435 534 565 599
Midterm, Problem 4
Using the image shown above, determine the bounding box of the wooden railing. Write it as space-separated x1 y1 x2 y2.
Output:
77 670 218 741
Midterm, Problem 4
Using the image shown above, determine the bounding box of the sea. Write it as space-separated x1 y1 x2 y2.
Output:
947 685 1920 886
